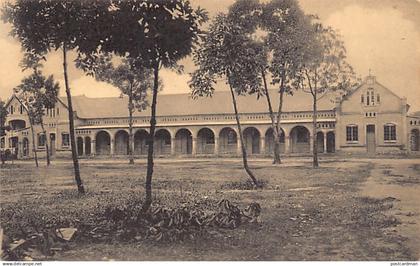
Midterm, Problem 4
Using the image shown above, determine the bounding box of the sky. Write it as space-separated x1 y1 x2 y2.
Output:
0 0 419 112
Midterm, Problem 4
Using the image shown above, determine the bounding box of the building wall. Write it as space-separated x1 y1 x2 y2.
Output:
2 76 417 159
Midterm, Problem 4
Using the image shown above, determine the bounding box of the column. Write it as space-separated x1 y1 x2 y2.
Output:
323 132 327 153
214 137 219 155
82 138 85 156
171 138 176 155
192 137 197 155
110 137 114 155
260 137 265 154
131 136 135 155
18 141 22 159
309 134 313 153
91 140 96 156
284 135 290 154
237 137 242 156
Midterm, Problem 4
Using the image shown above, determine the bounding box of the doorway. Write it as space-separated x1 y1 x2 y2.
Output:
366 125 376 154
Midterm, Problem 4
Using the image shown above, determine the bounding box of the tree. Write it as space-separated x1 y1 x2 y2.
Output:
77 55 154 164
190 3 263 187
84 0 207 211
0 100 7 138
259 0 311 164
2 0 109 192
297 19 357 168
16 55 59 166
0 100 8 166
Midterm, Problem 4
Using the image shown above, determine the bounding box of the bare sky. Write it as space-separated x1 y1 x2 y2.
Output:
0 0 419 112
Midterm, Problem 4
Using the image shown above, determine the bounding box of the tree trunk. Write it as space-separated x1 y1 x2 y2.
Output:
274 88 285 164
128 85 134 165
28 118 38 168
261 70 281 164
63 43 85 193
40 120 50 166
141 61 160 213
227 78 260 187
312 90 319 168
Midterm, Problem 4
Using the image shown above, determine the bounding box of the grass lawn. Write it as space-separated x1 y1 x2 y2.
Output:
0 158 415 260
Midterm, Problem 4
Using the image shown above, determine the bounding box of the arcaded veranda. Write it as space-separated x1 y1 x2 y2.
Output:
74 124 336 157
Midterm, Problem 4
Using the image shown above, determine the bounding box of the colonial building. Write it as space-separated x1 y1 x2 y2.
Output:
1 75 419 159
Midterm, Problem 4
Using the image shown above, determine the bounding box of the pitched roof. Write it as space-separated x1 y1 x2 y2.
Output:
62 89 336 119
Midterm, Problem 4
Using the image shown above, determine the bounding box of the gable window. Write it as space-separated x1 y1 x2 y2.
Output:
366 88 376 106
377 94 380 103
384 124 396 141
10 105 14 115
346 125 358 142
38 133 46 148
62 133 70 147
20 105 23 114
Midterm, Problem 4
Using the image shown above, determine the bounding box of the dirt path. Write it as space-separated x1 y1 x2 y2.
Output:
359 159 420 259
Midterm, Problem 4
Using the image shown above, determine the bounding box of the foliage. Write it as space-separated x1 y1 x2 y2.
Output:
1 0 108 54
0 100 8 137
77 54 154 112
190 11 264 98
1 193 261 247
261 0 312 95
220 179 268 190
296 18 358 97
16 63 59 127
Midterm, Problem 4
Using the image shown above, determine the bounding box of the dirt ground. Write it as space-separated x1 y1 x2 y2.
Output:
0 157 419 261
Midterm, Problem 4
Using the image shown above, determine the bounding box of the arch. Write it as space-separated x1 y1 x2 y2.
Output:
96 131 111 155
264 128 285 155
290 126 310 153
197 128 215 154
243 127 261 154
175 128 193 155
326 132 335 153
410 129 419 152
22 137 29 157
134 129 149 155
77 137 84 156
115 130 129 155
9 119 26 130
154 129 171 155
219 127 237 154
316 132 324 153
85 136 91 156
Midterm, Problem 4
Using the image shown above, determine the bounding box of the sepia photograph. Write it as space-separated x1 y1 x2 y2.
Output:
0 0 419 264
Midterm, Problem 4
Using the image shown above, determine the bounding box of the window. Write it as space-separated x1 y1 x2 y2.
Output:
57 108 59 115
10 105 14 115
0 137 4 149
377 94 380 103
384 124 396 141
62 133 70 147
38 133 46 147
366 88 376 106
361 94 364 103
20 105 23 114
206 134 215 144
227 131 237 144
346 125 358 142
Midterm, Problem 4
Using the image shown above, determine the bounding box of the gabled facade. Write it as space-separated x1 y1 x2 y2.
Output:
1 75 419 159
336 75 413 154
1 94 74 158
